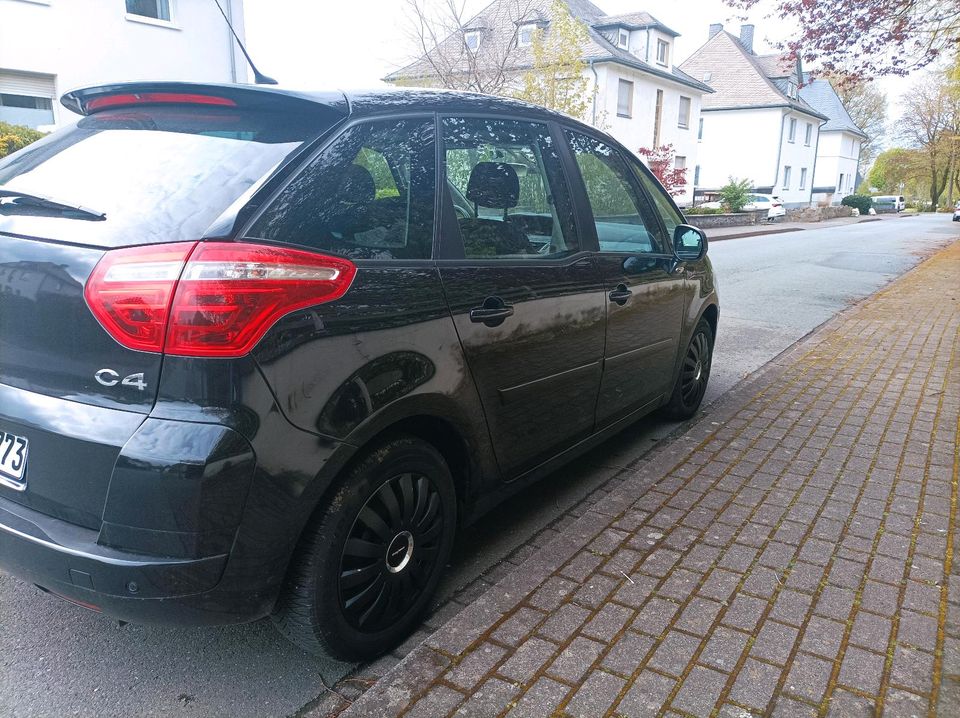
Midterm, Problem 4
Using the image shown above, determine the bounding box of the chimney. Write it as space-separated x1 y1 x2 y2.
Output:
708 23 722 39
739 24 755 53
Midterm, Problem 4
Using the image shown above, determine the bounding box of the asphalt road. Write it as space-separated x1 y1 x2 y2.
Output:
1 213 956 718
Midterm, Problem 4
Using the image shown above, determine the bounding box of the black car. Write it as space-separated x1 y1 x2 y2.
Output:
0 83 718 660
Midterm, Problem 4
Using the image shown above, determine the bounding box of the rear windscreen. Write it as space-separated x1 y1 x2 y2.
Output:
0 106 339 247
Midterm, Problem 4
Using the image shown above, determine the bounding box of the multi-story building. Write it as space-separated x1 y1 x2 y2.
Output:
385 0 712 205
799 77 867 205
0 0 247 129
679 24 829 207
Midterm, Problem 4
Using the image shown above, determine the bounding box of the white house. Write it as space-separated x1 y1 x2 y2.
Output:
0 0 247 130
799 77 867 205
385 0 712 205
679 24 828 207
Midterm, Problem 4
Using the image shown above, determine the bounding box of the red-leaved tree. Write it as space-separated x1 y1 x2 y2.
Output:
637 144 687 196
725 0 959 79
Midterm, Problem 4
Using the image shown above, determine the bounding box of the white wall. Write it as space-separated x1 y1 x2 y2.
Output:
0 0 247 127
696 108 782 192
696 107 820 206
776 111 821 205
811 131 861 204
593 63 702 205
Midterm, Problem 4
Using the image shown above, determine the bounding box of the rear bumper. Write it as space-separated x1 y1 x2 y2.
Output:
0 494 274 625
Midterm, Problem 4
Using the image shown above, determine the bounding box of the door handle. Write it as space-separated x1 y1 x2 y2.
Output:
608 284 632 305
469 297 514 326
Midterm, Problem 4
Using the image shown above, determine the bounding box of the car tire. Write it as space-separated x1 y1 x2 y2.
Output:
661 318 714 421
272 434 457 661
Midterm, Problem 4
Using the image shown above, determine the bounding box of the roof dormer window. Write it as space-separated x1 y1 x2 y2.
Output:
518 23 537 48
464 31 481 52
617 28 629 50
656 39 669 65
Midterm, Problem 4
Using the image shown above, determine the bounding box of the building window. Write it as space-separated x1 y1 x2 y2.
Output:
464 31 481 52
518 23 537 47
787 117 797 143
799 167 807 189
804 123 813 146
783 166 792 190
125 0 171 21
694 165 701 185
618 28 629 49
617 79 633 118
656 39 669 65
702 71 712 82
677 96 691 129
786 81 797 98
653 89 663 146
838 173 845 192
698 117 704 140
674 155 687 170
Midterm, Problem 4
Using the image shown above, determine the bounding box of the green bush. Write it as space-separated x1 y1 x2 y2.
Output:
841 194 872 213
718 177 752 213
0 121 45 159
684 206 723 215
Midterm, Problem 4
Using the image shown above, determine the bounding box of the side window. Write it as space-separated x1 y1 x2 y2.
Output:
442 117 579 259
631 158 685 237
249 117 435 260
565 130 663 254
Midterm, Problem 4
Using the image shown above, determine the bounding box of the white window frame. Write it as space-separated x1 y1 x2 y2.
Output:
698 117 704 140
656 39 669 65
838 173 845 192
125 0 176 27
804 123 813 146
783 166 792 190
787 117 797 143
617 28 629 50
464 30 482 52
518 23 537 48
617 78 634 118
674 155 687 171
799 167 808 190
678 96 691 129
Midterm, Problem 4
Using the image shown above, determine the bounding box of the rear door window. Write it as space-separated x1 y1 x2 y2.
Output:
249 117 436 260
442 117 579 259
0 106 331 247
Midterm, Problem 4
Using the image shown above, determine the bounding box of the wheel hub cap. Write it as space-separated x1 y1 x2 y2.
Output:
386 531 414 573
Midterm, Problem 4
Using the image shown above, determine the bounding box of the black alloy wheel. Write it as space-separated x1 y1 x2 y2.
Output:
273 435 456 660
339 472 444 632
662 318 714 420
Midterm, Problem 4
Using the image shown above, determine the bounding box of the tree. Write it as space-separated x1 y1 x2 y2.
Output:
718 177 752 213
513 0 590 118
826 75 887 166
868 148 927 194
396 0 540 94
0 121 44 159
636 145 687 197
898 72 960 208
724 0 960 79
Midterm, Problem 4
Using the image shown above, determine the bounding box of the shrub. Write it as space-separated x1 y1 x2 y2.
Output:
685 206 723 215
718 177 752 213
0 121 45 159
841 194 872 213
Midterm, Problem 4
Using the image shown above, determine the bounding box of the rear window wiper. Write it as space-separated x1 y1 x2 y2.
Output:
0 189 106 221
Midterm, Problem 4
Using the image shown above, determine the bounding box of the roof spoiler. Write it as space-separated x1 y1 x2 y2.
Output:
61 82 349 117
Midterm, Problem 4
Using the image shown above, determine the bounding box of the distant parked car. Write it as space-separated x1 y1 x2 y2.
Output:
874 195 905 212
953 201 960 221
698 194 785 220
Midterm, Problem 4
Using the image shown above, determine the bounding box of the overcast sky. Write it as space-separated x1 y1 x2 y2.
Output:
244 0 914 139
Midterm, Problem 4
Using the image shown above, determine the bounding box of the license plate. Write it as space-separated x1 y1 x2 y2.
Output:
0 430 28 490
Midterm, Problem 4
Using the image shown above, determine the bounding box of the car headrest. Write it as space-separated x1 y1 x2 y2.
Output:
339 163 375 203
466 162 520 209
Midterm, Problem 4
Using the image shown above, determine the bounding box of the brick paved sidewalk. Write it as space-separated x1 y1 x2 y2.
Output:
343 241 960 718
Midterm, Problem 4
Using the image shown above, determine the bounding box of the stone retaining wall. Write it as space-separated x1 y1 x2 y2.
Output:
785 205 854 222
685 208 768 229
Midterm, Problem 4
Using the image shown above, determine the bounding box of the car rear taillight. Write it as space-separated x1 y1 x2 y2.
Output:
85 242 357 357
